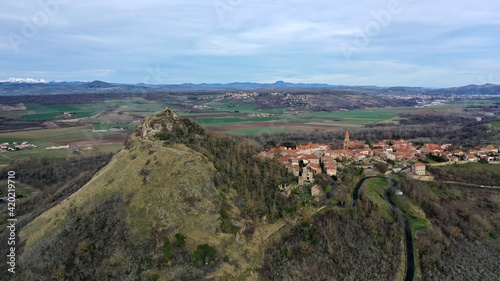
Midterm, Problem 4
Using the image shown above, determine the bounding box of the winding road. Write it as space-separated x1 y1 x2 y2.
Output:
352 176 415 281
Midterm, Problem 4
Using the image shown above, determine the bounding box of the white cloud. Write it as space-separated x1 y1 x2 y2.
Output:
0 0 499 86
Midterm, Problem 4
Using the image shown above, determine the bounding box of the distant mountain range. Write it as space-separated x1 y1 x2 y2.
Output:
0 77 49 83
0 78 499 96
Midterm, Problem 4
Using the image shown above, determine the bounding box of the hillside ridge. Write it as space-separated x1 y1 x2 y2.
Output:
15 108 300 280
17 109 228 280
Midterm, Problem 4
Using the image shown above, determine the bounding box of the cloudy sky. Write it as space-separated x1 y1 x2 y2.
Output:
1 0 499 87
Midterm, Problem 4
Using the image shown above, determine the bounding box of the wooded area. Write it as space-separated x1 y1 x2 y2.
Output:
253 112 498 148
153 117 298 223
399 177 500 280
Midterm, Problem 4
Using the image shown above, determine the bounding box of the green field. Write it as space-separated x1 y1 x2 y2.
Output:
2 120 33 125
101 98 169 113
0 110 27 118
0 148 76 164
300 108 403 124
0 99 162 165
0 142 123 165
431 162 500 176
390 194 430 234
193 116 283 125
226 127 289 135
491 120 500 129
0 126 109 142
188 107 404 135
362 177 392 218
18 98 170 121
442 98 500 109
0 126 123 165
21 103 107 121
93 123 137 130
429 162 500 186
208 102 285 114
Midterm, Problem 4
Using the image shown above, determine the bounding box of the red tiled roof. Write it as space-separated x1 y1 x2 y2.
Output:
304 155 319 160
310 165 322 172
279 156 290 162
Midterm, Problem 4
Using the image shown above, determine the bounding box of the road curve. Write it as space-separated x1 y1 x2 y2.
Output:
353 176 415 281
352 176 379 207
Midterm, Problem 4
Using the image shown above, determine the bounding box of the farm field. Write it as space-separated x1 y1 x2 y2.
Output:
0 125 128 165
1 96 499 163
15 98 173 122
21 103 107 121
0 99 406 164
188 107 404 135
207 102 285 114
447 98 500 107
0 98 170 165
491 120 500 129
3 96 408 135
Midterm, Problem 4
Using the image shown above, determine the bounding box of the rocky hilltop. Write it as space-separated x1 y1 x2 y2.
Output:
17 109 221 280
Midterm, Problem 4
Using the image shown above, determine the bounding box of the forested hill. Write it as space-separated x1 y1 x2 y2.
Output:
13 108 297 280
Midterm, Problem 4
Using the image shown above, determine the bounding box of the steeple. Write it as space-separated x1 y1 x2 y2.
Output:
343 129 350 149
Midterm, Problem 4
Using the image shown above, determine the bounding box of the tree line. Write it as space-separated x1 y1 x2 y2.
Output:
252 112 498 148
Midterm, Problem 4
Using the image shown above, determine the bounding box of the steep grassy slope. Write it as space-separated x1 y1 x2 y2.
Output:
17 139 223 280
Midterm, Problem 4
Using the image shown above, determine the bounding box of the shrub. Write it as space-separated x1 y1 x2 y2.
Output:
220 207 230 219
163 237 175 261
174 233 187 248
191 244 217 266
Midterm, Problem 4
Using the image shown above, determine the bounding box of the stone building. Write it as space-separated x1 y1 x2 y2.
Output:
412 162 426 176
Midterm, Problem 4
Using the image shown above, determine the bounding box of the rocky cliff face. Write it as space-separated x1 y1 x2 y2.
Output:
137 109 181 140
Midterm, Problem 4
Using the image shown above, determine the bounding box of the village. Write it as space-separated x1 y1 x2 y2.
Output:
259 130 500 198
0 141 37 151
0 141 95 152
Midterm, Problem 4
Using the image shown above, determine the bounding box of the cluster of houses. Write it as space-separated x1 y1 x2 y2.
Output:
418 143 500 163
258 142 339 186
45 145 95 151
0 141 37 151
45 145 71 150
61 112 74 118
259 130 500 186
1 141 97 152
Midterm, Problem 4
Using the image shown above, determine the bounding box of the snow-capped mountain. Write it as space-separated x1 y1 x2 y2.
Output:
0 77 48 83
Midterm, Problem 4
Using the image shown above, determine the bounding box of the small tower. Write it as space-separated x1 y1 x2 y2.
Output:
343 129 350 149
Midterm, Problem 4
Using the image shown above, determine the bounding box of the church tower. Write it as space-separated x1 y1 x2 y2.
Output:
343 129 350 149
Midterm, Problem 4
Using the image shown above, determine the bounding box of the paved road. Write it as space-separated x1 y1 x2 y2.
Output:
352 176 379 207
443 181 500 189
385 188 415 281
353 176 415 281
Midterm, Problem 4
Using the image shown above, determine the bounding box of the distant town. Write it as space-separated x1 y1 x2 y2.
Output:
0 141 95 152
0 141 37 151
259 130 500 190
